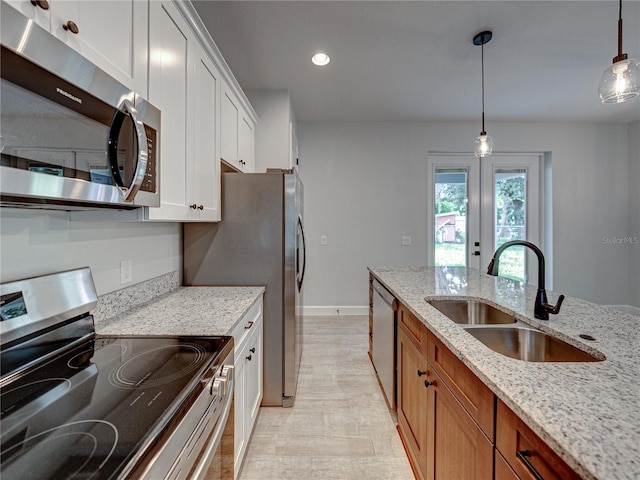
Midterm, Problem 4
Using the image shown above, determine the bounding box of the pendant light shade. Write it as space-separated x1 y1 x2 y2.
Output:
474 133 493 157
473 31 493 157
598 0 640 103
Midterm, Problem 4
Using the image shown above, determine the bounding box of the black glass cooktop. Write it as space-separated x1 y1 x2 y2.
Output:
0 335 231 480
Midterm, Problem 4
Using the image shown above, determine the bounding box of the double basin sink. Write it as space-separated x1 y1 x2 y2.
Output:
426 299 602 362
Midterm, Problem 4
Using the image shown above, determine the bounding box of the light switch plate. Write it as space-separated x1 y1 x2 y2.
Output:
320 236 328 245
402 236 412 246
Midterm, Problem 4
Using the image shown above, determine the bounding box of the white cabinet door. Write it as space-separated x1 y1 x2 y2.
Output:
238 114 254 172
230 300 263 479
221 83 239 167
243 320 263 443
5 0 147 93
189 47 221 221
146 0 190 221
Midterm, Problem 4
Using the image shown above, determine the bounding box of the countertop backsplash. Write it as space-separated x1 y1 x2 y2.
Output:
92 271 180 325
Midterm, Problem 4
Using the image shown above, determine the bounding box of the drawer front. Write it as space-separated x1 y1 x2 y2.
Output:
496 400 582 480
398 303 428 357
231 299 263 353
427 331 494 439
495 450 519 480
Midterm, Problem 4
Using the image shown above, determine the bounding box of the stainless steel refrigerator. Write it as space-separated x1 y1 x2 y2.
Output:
183 169 306 407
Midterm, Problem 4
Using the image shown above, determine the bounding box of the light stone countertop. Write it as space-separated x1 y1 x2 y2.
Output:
95 286 265 337
368 266 639 480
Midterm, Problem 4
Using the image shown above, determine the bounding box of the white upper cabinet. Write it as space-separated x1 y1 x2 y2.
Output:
4 0 148 95
145 0 220 222
222 82 256 172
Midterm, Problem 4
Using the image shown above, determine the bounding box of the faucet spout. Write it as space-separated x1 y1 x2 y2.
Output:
486 240 564 320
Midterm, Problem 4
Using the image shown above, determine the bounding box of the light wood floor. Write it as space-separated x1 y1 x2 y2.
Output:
237 315 415 480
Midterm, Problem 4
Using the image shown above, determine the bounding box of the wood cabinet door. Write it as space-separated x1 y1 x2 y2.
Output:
397 326 429 480
427 371 493 480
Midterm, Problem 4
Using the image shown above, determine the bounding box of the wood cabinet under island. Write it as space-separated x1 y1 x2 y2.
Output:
368 266 638 480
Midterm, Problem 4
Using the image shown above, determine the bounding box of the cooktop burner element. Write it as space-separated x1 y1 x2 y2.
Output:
108 343 208 389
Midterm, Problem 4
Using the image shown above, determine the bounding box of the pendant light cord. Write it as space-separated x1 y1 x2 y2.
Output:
617 0 623 59
481 41 486 134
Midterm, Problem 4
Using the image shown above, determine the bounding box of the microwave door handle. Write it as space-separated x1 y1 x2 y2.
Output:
107 99 148 202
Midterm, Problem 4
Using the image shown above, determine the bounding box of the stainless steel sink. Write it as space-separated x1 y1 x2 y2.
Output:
465 327 603 362
427 299 517 325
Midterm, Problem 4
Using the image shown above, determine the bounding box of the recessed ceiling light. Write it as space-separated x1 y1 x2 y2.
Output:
311 52 330 66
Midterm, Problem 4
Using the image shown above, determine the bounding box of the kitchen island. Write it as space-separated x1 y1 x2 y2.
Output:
368 266 638 480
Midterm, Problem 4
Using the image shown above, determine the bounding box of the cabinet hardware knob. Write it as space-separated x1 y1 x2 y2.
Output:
516 450 544 480
30 0 49 10
250 347 256 353
424 380 433 388
63 20 79 34
244 321 254 329
198 204 204 210
246 354 252 361
190 204 197 209
417 369 425 377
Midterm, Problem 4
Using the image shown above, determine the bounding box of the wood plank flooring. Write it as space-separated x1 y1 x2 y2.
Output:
237 315 414 480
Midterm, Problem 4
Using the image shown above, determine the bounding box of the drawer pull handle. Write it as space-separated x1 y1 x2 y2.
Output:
246 354 252 361
30 0 49 10
250 348 256 353
63 20 79 34
516 450 544 480
424 380 432 388
245 321 254 329
417 369 425 377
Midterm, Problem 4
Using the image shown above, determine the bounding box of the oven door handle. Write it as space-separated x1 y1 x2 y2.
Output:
189 375 235 480
107 98 148 202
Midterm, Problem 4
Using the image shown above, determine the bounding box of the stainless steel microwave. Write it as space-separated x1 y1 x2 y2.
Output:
0 5 160 210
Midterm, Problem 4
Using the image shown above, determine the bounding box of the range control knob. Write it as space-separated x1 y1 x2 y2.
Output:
211 377 227 396
221 365 234 380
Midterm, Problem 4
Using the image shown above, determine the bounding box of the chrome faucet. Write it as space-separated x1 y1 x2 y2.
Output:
486 240 564 320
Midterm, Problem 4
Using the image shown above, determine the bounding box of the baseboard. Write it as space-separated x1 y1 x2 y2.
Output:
607 304 640 317
303 306 369 316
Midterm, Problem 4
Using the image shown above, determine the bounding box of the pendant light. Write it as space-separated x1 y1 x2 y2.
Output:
473 31 493 157
598 0 640 103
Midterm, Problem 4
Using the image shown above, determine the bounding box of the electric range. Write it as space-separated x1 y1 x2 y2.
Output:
0 268 234 479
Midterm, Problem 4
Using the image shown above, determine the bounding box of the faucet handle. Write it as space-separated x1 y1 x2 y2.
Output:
543 294 565 315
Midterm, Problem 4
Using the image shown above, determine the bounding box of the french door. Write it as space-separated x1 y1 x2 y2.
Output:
427 154 542 284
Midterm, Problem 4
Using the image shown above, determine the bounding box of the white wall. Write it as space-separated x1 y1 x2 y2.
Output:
298 120 633 310
247 90 296 173
0 209 181 295
629 121 640 309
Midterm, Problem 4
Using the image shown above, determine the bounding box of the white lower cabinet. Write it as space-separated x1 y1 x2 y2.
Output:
230 298 263 478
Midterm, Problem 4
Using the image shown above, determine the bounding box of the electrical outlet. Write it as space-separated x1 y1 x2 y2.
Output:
120 260 133 284
320 236 328 245
402 236 412 246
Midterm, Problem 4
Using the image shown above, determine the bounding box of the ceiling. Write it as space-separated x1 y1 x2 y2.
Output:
192 1 640 123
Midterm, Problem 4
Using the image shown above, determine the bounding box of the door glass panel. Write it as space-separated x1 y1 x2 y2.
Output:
494 168 527 281
434 168 468 266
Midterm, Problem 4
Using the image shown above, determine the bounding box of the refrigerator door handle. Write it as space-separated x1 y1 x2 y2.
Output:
297 215 306 291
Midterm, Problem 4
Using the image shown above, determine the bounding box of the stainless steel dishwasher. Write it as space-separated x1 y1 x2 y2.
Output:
371 279 397 410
